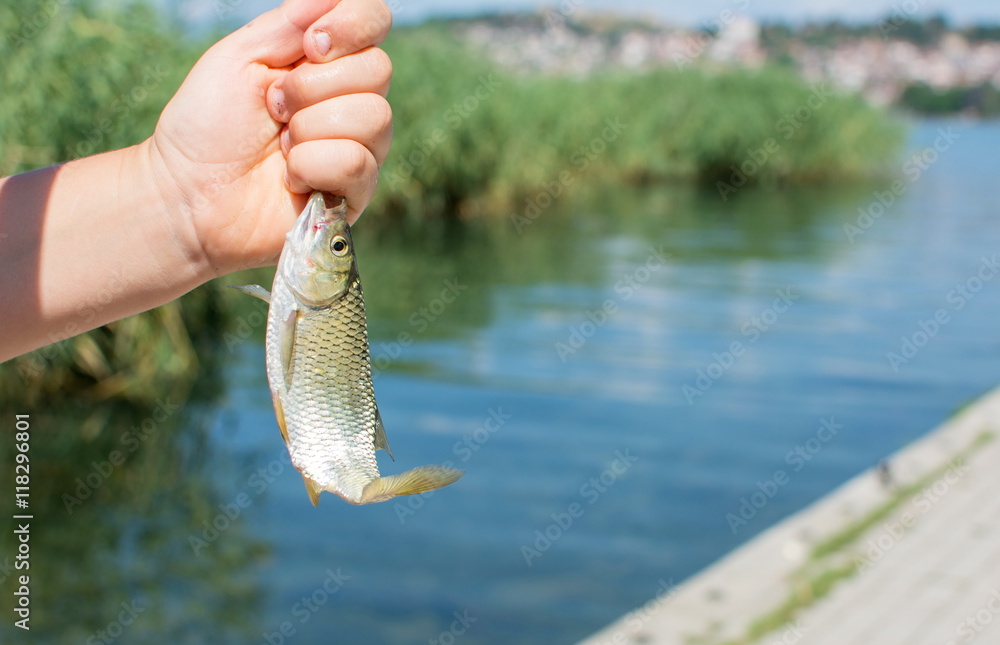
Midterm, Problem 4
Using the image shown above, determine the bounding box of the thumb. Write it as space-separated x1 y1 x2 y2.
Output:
216 0 345 69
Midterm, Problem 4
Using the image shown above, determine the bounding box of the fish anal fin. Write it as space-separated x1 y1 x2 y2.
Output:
302 475 323 507
373 410 394 460
359 465 464 505
230 284 271 303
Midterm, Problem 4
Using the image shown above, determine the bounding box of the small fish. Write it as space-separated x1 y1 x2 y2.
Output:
234 192 463 505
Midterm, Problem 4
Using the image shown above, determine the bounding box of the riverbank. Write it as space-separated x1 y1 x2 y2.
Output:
375 26 903 222
577 386 1000 645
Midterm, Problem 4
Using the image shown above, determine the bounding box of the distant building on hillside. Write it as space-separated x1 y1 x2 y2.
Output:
450 11 1000 110
709 15 764 67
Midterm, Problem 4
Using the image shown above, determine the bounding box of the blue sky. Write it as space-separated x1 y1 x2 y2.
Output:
188 0 1000 28
387 1 1000 26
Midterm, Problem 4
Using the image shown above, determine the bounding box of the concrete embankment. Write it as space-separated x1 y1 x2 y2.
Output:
578 387 1000 645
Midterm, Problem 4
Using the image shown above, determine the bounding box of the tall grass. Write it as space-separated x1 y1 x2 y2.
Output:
0 4 904 403
0 1 197 175
373 27 904 224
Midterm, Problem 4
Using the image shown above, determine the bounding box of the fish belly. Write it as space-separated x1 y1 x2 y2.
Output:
269 279 381 502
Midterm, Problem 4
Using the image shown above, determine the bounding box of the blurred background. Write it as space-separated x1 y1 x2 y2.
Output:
2 1 1000 643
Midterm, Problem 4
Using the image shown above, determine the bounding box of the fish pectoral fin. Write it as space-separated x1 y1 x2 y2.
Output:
302 475 323 507
279 309 299 390
359 465 464 505
373 410 394 460
230 284 272 303
271 391 290 445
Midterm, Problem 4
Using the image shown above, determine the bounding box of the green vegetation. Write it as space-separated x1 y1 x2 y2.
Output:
0 1 198 175
899 81 1000 117
761 13 958 48
0 1 902 404
375 27 903 223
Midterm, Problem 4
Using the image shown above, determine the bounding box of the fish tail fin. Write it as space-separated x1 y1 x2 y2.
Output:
359 465 464 505
302 475 323 507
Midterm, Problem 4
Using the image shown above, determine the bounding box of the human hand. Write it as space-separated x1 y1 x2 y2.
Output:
145 0 393 276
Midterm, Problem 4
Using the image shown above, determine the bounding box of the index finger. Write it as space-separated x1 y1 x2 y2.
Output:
272 47 392 123
301 0 392 64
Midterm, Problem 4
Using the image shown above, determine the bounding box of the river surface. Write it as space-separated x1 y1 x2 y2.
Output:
4 119 999 644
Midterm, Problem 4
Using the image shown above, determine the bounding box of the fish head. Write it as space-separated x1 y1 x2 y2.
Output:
281 192 356 308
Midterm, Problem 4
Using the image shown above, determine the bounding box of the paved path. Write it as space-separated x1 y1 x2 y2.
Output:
578 387 1000 645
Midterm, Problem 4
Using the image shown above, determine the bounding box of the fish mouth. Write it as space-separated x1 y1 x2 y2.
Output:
281 191 353 308
308 192 347 225
292 191 348 245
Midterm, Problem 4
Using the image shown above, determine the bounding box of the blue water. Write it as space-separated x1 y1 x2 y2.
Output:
5 119 998 645
192 119 1000 645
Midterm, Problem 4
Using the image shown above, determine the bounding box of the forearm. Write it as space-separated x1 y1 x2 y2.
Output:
0 141 211 362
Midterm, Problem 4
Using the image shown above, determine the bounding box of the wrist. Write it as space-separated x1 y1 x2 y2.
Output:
131 138 216 285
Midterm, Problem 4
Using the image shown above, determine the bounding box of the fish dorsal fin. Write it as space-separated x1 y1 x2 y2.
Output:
279 308 298 390
374 409 394 460
229 284 271 303
359 465 464 504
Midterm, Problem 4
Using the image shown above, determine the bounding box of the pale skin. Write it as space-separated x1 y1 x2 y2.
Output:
0 0 393 363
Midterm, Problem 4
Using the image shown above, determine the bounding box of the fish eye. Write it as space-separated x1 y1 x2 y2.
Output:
330 236 349 256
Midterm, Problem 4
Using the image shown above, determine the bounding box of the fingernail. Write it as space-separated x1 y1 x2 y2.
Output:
313 29 332 57
272 87 286 118
280 128 291 155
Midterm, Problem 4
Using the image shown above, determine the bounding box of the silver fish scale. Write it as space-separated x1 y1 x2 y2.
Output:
242 192 463 505
266 275 382 502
